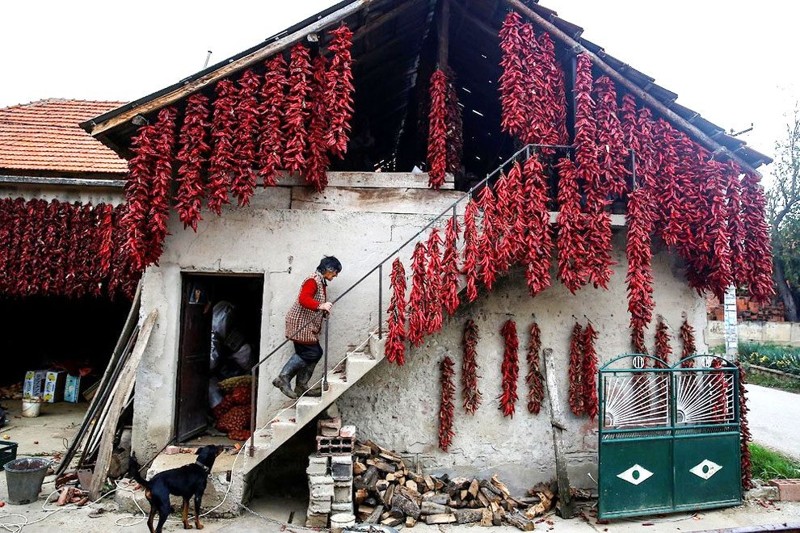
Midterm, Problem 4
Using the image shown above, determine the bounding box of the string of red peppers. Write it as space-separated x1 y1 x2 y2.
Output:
324 25 354 159
556 157 587 293
257 55 288 187
230 69 261 206
305 55 332 191
175 93 210 230
526 321 544 414
568 322 585 416
477 185 499 292
207 79 237 216
500 319 519 418
385 258 407 366
582 322 599 420
499 12 528 140
444 68 463 175
441 215 461 316
144 107 178 268
439 356 456 452
679 318 696 368
522 155 553 297
735 361 753 490
653 317 672 369
462 199 480 303
283 43 312 174
462 319 482 414
425 228 444 336
407 241 428 347
427 69 448 189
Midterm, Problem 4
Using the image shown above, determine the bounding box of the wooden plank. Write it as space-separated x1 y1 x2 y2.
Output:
88 0 370 137
0 174 126 189
542 348 574 519
90 310 158 500
278 171 453 189
291 186 465 215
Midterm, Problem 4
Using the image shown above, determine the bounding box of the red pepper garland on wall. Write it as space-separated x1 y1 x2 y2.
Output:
425 228 445 335
283 43 312 175
582 322 599 420
653 317 672 368
462 199 480 303
444 69 463 175
143 107 178 267
477 185 500 292
740 171 775 303
439 356 456 452
500 320 519 418
427 69 448 189
556 157 587 293
462 319 482 414
207 79 237 216
568 322 585 416
407 241 428 347
593 76 628 199
175 93 211 231
324 25 354 159
679 318 696 368
735 361 753 490
230 69 262 206
305 55 332 191
499 12 528 140
526 321 544 414
120 119 157 270
522 155 553 297
441 215 461 316
385 258 407 366
257 55 288 187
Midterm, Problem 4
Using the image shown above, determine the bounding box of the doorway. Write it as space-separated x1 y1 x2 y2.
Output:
176 273 263 443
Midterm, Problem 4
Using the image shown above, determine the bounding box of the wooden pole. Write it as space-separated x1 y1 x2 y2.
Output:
503 0 766 176
542 348 575 519
437 0 450 69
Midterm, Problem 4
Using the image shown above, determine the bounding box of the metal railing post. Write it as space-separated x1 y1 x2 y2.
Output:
378 265 383 339
323 317 330 392
249 366 257 457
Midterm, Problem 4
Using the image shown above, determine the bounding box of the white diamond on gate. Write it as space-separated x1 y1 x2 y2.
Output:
689 459 722 480
616 464 654 486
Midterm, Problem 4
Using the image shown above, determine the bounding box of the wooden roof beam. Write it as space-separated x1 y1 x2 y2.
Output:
504 0 765 175
86 0 371 138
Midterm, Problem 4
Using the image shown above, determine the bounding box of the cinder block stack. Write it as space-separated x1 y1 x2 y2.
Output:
306 419 357 528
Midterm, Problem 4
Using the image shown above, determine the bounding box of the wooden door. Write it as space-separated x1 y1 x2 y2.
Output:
176 280 211 442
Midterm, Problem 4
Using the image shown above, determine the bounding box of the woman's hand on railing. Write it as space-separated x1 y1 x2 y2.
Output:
319 302 333 312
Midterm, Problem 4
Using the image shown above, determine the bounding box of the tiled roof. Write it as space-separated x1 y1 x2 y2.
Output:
0 99 128 175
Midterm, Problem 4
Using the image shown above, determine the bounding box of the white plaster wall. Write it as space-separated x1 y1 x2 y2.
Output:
131 183 464 457
0 186 123 205
336 232 707 495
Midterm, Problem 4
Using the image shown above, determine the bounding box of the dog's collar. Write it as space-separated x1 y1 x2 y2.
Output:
196 461 211 475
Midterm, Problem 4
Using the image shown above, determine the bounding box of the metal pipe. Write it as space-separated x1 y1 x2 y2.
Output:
378 263 383 339
324 316 330 392
249 366 257 457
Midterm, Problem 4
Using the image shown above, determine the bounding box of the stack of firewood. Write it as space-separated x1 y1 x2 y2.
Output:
352 440 555 530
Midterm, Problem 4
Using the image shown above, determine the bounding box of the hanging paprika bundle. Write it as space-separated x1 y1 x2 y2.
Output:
441 215 461 316
556 157 587 293
385 258 407 366
324 24 354 159
740 171 774 303
593 76 628 199
725 164 747 284
97 203 115 279
522 154 552 297
257 55 288 187
477 185 499 291
439 356 456 452
283 43 312 173
407 241 428 347
500 320 519 418
736 361 753 490
462 319 482 414
492 170 515 274
498 12 528 140
526 321 544 415
710 357 730 423
144 106 178 267
626 187 654 355
445 69 463 174
425 228 444 335
653 317 672 369
582 322 599 421
304 55 331 191
121 120 158 269
427 69 448 189
175 93 210 230
679 318 696 368
568 322 584 416
230 69 261 206
207 79 237 216
534 30 568 149
462 199 480 303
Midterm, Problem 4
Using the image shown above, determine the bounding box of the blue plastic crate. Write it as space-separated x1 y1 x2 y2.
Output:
0 441 18 471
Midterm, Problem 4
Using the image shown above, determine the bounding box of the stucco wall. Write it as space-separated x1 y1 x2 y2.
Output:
706 320 800 347
337 232 707 495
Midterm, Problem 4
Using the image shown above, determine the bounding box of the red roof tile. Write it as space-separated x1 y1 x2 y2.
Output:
0 99 128 175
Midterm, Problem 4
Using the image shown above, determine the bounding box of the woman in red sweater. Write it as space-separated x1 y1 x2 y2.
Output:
274 256 342 398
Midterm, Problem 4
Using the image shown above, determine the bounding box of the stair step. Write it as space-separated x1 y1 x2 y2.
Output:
270 420 299 442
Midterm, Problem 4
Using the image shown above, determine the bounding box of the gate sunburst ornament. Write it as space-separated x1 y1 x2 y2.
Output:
617 464 654 486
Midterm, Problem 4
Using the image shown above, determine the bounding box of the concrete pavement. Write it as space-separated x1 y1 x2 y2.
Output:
745 384 800 462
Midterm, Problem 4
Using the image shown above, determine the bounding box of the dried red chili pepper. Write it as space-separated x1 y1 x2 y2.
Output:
679 318 696 368
556 157 587 293
144 106 178 267
710 357 729 423
207 80 237 216
257 55 288 187
582 322 599 421
462 199 480 303
230 69 261 206
96 203 114 280
324 24 354 159
462 319 482 414
493 170 515 274
121 120 158 269
385 258 407 366
593 76 628 199
0 199 12 293
407 241 428 347
568 322 584 416
427 69 448 189
725 163 747 285
304 55 331 191
283 43 312 174
526 321 544 415
175 93 210 231
626 187 654 355
522 155 552 297
740 171 774 303
500 320 519 418
477 185 499 291
441 215 461 316
444 68 463 174
499 12 528 140
425 228 444 335
653 317 671 369
439 355 456 452
735 361 753 490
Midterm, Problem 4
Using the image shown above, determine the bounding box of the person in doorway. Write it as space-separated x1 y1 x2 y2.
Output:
273 256 342 399
208 300 254 409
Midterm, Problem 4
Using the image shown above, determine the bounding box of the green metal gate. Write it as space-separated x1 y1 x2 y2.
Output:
598 354 741 519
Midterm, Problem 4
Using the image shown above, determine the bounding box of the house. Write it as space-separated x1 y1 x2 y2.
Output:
0 99 136 395
4 0 772 515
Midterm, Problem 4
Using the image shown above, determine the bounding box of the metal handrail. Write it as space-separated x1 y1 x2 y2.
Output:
248 142 573 456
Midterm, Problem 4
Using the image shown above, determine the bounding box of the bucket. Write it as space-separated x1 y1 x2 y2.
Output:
21 398 42 418
4 458 50 504
330 513 356 533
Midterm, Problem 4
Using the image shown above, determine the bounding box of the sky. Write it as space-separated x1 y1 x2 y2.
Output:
1 1 797 186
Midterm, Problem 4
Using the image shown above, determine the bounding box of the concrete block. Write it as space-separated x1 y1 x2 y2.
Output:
309 454 330 467
331 456 353 480
306 512 329 528
334 484 353 503
309 476 335 499
309 497 332 514
331 501 354 514
770 479 800 501
307 462 329 476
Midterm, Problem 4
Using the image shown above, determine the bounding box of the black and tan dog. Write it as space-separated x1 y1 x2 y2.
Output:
130 445 221 533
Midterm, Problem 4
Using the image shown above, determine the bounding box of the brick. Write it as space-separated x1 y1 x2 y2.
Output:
309 497 332 514
769 479 800 501
334 484 353 503
331 502 354 514
306 513 329 528
339 425 356 438
307 463 329 476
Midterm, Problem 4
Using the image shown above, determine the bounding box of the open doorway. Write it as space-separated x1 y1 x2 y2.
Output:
176 273 263 444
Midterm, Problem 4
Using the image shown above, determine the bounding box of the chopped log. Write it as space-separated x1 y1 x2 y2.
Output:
391 493 421 520
381 517 403 527
408 472 425 485
468 479 480 499
405 516 417 528
480 508 493 527
367 458 397 473
365 505 384 524
420 501 449 516
492 511 503 526
454 508 483 524
451 476 471 488
460 489 468 501
480 487 500 504
505 510 536 531
406 479 418 493
363 465 379 491
398 485 423 505
353 461 367 475
434 478 445 491
477 490 490 508
469 500 481 508
364 439 382 455
379 450 402 463
382 484 396 507
376 479 389 492
396 476 406 486
354 443 372 456
424 513 456 525
424 475 435 491
422 492 449 505
385 473 396 482
358 504 374 515
480 479 503 497
490 474 511 499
